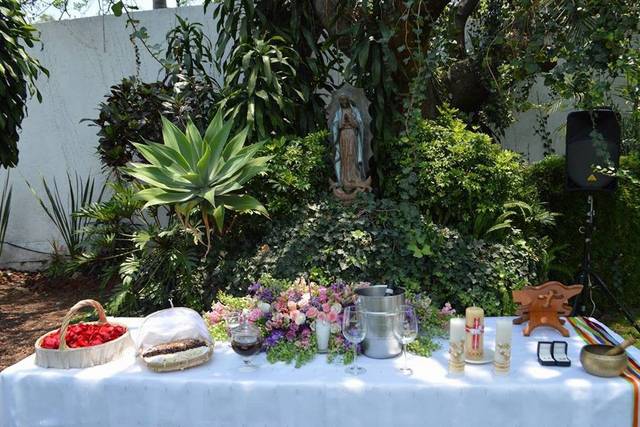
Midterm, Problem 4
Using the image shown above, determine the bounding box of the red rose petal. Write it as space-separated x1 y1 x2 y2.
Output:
40 323 126 349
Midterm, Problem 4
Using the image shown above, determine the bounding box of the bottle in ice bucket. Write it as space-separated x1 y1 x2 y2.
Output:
465 307 484 361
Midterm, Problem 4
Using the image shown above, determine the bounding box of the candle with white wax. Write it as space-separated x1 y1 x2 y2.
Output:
495 318 513 343
315 319 330 353
449 318 466 374
494 318 513 374
450 318 465 341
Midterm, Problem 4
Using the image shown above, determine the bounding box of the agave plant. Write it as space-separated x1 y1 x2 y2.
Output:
122 110 270 252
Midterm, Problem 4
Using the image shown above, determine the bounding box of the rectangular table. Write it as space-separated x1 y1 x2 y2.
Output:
2 317 638 427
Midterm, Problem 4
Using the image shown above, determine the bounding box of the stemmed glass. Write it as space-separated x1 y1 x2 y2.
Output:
225 312 242 334
342 305 367 375
393 304 419 375
231 320 261 372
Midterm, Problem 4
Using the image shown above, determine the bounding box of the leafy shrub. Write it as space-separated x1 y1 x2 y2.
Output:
0 0 48 167
214 130 332 256
428 228 541 315
221 37 304 140
89 76 220 173
528 154 640 309
388 108 537 235
89 78 168 171
222 196 540 315
110 223 210 315
253 131 331 217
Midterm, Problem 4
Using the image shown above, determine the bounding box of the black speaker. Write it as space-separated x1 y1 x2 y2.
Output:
565 109 620 192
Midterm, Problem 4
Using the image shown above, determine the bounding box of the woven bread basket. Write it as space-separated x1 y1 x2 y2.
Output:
35 299 133 369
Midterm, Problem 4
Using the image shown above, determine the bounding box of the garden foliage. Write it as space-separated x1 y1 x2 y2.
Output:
226 196 540 316
251 131 331 218
0 0 48 167
528 154 640 309
388 108 538 236
76 1 640 321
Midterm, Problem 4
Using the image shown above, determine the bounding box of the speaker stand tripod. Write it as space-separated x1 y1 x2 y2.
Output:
571 195 640 334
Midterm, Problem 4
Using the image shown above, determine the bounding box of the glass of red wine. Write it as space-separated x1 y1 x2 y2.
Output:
231 320 261 372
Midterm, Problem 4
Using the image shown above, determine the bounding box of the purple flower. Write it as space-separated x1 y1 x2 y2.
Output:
247 281 275 303
264 330 285 349
248 282 261 294
285 329 297 341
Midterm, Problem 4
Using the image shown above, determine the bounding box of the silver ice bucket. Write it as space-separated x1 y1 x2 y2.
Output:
356 286 405 359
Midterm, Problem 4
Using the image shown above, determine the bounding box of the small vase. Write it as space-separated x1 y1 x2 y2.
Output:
316 319 330 353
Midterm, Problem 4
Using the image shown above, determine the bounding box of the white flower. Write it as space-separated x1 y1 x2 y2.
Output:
330 303 342 314
330 323 340 334
295 312 307 325
258 302 271 314
299 293 311 308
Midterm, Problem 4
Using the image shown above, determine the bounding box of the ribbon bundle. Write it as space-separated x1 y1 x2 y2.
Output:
569 317 640 427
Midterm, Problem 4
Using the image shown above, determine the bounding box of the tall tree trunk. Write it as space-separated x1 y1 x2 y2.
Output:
153 0 167 9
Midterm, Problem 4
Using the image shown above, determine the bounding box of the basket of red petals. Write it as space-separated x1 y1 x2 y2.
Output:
35 299 133 369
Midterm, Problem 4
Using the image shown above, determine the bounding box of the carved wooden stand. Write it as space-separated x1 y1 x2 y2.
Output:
512 281 583 337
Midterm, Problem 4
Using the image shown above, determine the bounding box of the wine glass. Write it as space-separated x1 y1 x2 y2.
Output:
231 320 261 372
342 305 367 375
225 312 242 334
393 305 418 375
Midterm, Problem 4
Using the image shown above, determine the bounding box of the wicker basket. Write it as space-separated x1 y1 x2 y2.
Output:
35 299 133 369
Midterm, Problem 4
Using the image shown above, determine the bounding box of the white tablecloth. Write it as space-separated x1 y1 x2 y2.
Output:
1 317 638 427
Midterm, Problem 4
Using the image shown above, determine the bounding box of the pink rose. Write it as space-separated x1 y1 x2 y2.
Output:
248 308 262 322
207 312 221 324
317 312 328 322
288 301 298 312
328 311 338 323
322 303 331 313
306 307 318 318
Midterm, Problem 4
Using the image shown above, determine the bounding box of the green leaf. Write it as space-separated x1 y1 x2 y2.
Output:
247 69 258 95
213 205 225 231
216 194 268 217
111 1 123 16
160 117 196 167
221 127 248 160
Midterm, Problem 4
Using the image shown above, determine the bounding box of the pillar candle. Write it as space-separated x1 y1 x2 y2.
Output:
449 318 466 374
450 318 465 342
494 318 513 374
495 318 513 343
465 307 484 361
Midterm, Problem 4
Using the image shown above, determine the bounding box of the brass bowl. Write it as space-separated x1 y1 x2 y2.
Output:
580 344 629 377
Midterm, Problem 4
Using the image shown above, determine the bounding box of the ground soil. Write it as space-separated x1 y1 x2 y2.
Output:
0 270 102 371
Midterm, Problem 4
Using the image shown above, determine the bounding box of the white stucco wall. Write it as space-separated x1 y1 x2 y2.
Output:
0 6 218 269
0 6 600 268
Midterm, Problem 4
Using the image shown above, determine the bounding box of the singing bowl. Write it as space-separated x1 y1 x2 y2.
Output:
580 344 629 377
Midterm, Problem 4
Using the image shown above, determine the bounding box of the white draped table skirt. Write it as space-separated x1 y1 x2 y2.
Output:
1 317 638 427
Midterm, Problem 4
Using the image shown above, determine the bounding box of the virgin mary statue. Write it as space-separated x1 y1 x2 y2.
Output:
330 95 371 199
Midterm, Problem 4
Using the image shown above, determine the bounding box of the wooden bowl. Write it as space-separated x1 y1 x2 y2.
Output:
580 344 628 377
35 299 133 369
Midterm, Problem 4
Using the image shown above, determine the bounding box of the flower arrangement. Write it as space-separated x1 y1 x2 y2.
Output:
204 275 454 367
